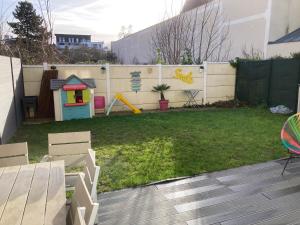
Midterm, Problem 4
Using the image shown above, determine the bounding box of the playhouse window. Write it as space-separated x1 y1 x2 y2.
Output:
75 90 83 103
65 89 90 106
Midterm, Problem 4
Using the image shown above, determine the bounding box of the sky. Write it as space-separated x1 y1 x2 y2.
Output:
2 0 184 45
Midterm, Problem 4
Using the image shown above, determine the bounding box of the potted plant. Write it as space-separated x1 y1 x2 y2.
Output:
152 84 170 111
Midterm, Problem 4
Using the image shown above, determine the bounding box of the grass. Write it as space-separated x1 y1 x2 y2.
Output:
11 107 289 192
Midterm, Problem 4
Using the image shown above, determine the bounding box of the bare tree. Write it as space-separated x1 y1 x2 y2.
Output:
37 0 54 44
190 0 231 63
118 25 133 39
0 0 16 56
152 0 231 64
241 45 263 60
152 12 192 64
37 0 64 63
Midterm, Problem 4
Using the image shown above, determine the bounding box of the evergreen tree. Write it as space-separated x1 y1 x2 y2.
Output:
8 1 49 63
181 48 193 65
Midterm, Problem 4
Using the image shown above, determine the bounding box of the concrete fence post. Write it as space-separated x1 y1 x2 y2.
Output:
43 62 48 70
105 63 111 105
203 61 208 105
157 64 162 85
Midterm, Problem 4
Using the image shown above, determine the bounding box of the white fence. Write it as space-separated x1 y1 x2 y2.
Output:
22 62 236 112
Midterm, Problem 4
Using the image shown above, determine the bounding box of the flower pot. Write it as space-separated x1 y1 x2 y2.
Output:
159 100 169 111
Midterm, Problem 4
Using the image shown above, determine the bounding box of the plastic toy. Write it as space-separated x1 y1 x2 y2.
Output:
106 93 141 115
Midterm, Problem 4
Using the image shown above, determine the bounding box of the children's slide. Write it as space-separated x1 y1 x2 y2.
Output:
106 93 141 115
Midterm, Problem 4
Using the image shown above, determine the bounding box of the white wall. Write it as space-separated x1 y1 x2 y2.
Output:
23 63 236 112
267 42 300 58
112 0 300 64
112 0 269 63
269 0 300 42
0 56 22 143
0 56 13 143
112 27 156 64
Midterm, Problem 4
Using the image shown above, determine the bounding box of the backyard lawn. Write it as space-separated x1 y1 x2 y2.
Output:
11 107 289 192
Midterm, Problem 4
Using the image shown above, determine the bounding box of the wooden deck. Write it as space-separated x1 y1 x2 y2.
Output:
98 159 300 225
0 161 66 225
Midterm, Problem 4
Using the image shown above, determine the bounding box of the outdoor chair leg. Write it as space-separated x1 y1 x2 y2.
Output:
282 154 293 176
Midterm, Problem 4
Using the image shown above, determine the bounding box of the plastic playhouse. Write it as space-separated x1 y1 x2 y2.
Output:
50 75 96 121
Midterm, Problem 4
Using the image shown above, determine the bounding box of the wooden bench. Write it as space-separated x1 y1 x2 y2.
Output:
67 174 99 225
0 142 29 167
48 131 91 167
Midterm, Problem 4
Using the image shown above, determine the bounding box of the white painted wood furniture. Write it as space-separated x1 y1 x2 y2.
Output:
73 207 86 225
48 131 91 167
0 161 66 225
298 84 300 112
66 149 100 201
67 174 99 225
0 142 29 167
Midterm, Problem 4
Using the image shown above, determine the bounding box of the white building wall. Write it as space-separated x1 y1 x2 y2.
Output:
289 0 300 33
112 27 156 64
267 42 300 58
269 0 300 42
112 0 300 64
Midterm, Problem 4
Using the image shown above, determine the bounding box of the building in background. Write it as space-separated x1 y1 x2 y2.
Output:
267 28 300 58
181 0 210 13
111 0 300 64
2 35 15 45
55 34 104 50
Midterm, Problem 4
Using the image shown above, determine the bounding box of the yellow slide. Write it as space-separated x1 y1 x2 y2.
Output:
115 93 142 114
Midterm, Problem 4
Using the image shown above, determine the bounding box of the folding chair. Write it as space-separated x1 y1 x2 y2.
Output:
183 89 201 108
281 113 300 175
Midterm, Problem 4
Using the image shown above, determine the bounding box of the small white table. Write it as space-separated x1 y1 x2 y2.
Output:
0 161 66 225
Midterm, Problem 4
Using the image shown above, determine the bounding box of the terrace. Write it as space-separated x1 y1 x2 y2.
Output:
98 159 300 225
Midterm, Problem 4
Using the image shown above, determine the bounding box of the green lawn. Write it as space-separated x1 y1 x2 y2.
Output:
11 107 289 192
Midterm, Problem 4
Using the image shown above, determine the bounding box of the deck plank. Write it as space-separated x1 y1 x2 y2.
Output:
44 161 66 225
21 162 51 225
98 160 300 225
0 164 35 225
0 168 4 178
164 184 224 200
0 166 20 220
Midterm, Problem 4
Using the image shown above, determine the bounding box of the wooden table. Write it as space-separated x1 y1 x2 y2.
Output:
0 161 66 225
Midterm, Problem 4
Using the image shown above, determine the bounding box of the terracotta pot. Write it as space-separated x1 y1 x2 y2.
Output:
159 100 169 111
